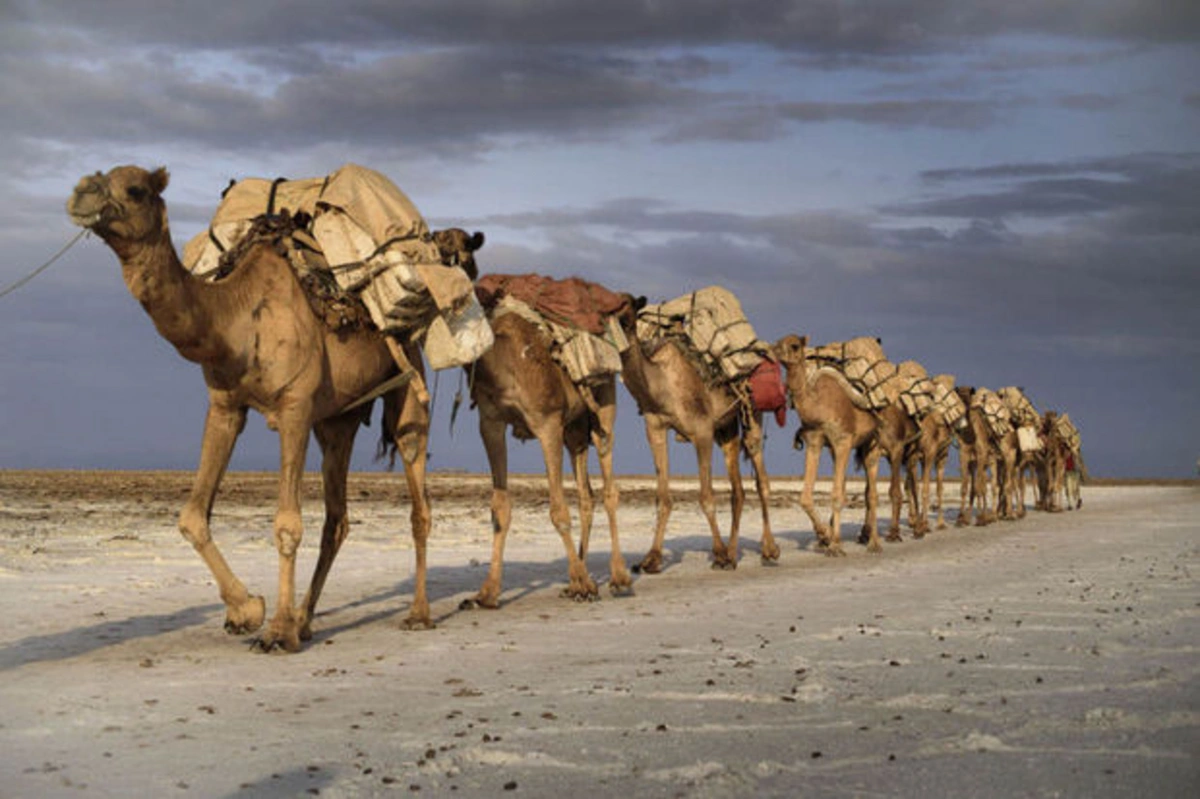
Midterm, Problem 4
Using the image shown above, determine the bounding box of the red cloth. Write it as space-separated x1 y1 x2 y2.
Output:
748 358 788 427
475 273 628 335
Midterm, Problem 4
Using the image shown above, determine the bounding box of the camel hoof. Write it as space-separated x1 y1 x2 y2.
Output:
609 579 635 597
824 547 847 558
401 616 436 631
250 629 302 654
634 553 663 575
460 595 499 611
867 543 883 555
885 533 903 543
224 595 266 635
560 587 599 603
710 558 737 571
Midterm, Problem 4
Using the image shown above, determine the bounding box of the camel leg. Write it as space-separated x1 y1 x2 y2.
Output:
798 432 832 548
570 447 595 561
826 440 851 557
299 413 358 641
178 401 266 636
909 453 931 537
934 453 948 530
861 447 883 554
742 418 780 562
536 421 598 601
589 387 631 594
956 453 973 528
695 433 733 570
471 413 511 609
977 457 996 526
255 412 312 653
714 438 744 570
636 416 673 574
394 387 433 629
883 455 904 542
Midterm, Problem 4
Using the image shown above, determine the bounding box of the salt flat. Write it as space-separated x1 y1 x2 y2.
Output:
0 473 1196 798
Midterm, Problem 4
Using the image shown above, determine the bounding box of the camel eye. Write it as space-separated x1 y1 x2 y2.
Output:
127 186 148 202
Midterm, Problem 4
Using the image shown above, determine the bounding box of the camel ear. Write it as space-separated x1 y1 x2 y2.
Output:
470 231 485 251
149 167 170 195
633 295 647 311
875 336 882 344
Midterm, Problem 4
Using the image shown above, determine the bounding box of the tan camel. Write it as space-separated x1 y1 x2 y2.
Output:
462 288 633 609
774 335 883 555
903 409 957 532
67 165 445 652
1036 411 1069 512
874 403 921 542
614 298 781 573
954 387 997 527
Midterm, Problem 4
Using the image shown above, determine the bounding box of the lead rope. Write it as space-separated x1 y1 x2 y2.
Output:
0 229 89 300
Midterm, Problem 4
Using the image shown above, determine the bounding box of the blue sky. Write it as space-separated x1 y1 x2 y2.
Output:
1 1 1197 478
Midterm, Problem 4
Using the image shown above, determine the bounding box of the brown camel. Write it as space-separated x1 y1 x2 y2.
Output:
1036 411 1069 512
463 287 634 608
774 335 882 555
873 403 921 542
954 386 997 527
903 393 960 534
614 298 781 573
67 165 446 652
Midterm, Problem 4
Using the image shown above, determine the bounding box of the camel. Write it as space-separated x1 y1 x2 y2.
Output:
67 165 449 652
614 297 781 573
954 387 997 527
461 282 633 609
1036 411 1069 512
904 410 957 532
873 403 921 542
774 335 883 555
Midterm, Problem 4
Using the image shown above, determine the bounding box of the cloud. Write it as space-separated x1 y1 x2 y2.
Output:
9 1 1198 52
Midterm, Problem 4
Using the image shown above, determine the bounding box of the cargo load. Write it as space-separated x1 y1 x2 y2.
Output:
1054 413 1082 451
182 163 492 370
972 388 1013 439
930 374 968 430
636 286 773 384
474 273 631 385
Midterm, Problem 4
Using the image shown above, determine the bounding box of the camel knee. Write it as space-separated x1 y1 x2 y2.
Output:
549 500 572 534
178 506 212 550
490 492 511 535
274 510 304 556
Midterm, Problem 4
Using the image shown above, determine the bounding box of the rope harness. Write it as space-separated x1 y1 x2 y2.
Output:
0 229 90 300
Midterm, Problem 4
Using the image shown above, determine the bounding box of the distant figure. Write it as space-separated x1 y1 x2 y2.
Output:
1064 451 1084 510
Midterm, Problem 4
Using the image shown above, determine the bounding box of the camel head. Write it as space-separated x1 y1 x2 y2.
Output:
67 166 170 247
614 293 647 333
431 228 485 281
771 334 808 367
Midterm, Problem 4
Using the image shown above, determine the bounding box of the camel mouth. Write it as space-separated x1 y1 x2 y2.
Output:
68 210 103 228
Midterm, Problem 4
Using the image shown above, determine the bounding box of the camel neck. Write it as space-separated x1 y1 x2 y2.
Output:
116 229 225 364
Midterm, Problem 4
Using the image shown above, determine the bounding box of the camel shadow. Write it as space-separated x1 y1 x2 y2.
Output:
0 520 909 665
0 603 222 672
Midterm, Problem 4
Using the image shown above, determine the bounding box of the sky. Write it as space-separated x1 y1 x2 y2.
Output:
1 0 1198 480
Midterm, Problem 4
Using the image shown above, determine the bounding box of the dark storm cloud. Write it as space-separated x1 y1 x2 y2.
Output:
893 152 1200 229
9 0 1198 51
0 44 706 155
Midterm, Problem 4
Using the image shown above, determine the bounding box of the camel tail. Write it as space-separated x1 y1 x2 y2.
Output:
375 432 400 472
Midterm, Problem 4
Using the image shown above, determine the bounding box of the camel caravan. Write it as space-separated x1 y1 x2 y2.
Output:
66 164 1086 652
